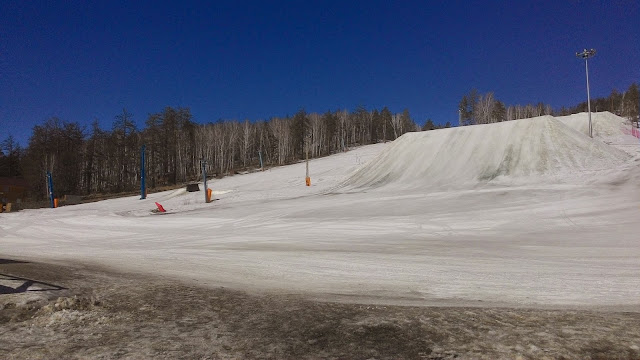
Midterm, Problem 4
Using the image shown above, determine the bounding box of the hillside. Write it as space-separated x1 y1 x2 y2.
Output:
338 114 632 192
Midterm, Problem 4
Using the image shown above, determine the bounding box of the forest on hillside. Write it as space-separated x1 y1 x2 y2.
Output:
1 81 638 202
458 82 639 125
1 107 426 200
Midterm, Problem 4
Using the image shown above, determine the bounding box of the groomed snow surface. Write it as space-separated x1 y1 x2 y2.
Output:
2 112 639 308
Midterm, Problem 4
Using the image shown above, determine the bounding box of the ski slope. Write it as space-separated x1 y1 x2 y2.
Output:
1 113 639 308
558 111 640 156
337 115 631 192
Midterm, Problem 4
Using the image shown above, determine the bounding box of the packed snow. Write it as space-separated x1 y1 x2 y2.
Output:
558 111 640 156
1 112 639 308
337 115 631 192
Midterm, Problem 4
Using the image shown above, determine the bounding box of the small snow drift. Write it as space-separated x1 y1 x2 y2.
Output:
338 115 631 191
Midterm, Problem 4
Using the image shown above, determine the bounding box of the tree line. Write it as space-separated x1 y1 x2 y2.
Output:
458 82 639 126
3 82 637 201
557 82 639 121
1 106 419 200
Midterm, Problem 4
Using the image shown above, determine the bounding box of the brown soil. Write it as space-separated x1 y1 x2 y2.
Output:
1 259 639 360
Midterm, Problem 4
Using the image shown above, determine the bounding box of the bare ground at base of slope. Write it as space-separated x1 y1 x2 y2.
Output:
1 258 639 360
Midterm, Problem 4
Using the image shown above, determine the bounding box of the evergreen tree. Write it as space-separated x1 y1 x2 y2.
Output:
493 100 506 122
458 89 478 125
291 109 308 159
371 109 381 143
0 135 22 177
22 118 85 199
380 107 392 142
422 119 435 131
623 82 639 122
400 109 414 134
321 111 338 154
112 109 138 192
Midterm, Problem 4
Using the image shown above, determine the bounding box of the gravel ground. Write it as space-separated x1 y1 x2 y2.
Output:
1 259 639 360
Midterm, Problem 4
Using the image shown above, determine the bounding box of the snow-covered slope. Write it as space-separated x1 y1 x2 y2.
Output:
1 114 638 308
557 111 639 156
557 111 628 138
338 115 631 191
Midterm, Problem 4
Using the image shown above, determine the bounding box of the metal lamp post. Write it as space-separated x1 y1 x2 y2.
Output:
576 48 596 138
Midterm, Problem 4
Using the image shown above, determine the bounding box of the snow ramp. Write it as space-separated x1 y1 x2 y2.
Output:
557 111 639 156
338 115 631 191
557 111 631 139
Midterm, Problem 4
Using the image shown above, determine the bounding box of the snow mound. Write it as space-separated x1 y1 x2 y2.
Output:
557 112 639 157
557 111 629 138
556 111 638 142
338 115 631 191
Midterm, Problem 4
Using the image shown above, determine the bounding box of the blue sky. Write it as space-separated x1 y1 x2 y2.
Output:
1 1 639 145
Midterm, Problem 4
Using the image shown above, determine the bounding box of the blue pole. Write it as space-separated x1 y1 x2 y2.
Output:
140 145 146 200
258 150 264 170
47 171 55 208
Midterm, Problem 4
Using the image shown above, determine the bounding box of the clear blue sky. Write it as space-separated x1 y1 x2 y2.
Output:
2 0 639 145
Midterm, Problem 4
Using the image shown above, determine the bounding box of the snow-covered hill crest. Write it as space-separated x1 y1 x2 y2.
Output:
338 114 633 191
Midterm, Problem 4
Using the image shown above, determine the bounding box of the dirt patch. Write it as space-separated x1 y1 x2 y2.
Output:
1 259 639 359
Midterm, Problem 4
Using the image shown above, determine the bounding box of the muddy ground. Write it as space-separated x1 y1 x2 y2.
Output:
1 258 639 360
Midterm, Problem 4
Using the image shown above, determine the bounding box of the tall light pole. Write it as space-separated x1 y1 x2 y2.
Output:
576 48 596 138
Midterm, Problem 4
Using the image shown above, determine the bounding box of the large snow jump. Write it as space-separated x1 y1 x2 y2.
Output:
338 114 633 192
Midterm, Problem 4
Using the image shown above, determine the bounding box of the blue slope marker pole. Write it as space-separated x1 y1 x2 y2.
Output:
140 145 146 200
47 171 55 208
